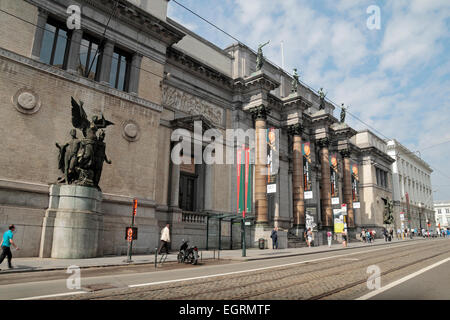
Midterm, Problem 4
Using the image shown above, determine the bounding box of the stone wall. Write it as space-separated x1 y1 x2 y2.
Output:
0 0 37 58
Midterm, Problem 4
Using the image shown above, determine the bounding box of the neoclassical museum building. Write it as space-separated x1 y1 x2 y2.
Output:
0 0 431 257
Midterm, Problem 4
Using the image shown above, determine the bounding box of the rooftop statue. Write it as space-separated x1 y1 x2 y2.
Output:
256 41 270 71
291 68 300 93
55 97 114 190
318 88 327 110
340 103 347 123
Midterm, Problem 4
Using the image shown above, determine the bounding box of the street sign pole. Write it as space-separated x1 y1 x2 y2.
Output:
242 214 246 257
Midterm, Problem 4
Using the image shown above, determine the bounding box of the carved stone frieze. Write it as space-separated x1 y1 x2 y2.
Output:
162 85 224 126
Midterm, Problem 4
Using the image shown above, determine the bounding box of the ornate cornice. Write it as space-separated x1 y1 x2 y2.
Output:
92 0 184 46
167 47 234 89
249 105 270 120
234 70 280 92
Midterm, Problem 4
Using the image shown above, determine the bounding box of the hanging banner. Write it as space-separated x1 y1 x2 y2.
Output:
305 207 317 231
329 153 339 198
302 142 312 191
267 127 278 184
237 146 253 216
351 161 359 202
333 208 345 233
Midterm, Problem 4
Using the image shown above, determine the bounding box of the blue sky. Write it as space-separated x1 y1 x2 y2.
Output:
168 0 450 202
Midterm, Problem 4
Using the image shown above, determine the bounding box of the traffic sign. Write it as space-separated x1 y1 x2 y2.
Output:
125 227 138 241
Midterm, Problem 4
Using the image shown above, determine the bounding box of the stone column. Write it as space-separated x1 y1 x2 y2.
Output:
169 161 180 208
66 29 83 74
289 124 305 226
318 138 333 226
31 8 48 60
128 53 143 95
251 106 270 225
98 40 115 85
341 150 355 227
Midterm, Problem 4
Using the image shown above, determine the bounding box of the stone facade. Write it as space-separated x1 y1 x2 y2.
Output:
387 139 434 231
0 0 403 257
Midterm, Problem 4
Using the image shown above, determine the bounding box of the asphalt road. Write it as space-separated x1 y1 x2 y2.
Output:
0 239 448 300
364 259 450 300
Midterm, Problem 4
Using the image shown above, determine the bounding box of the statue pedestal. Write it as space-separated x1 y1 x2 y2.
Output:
39 185 103 259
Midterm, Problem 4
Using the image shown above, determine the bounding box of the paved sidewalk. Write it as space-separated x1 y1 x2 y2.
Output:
0 237 440 274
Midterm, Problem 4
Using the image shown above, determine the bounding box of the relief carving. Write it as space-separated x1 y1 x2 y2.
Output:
162 85 223 126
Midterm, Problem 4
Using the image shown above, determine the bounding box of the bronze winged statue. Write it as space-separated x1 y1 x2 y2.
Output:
71 97 114 138
55 97 114 189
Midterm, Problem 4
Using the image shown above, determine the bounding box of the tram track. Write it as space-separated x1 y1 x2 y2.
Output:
68 239 448 300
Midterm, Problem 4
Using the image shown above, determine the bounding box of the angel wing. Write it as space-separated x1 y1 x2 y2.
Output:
71 97 90 137
94 113 114 129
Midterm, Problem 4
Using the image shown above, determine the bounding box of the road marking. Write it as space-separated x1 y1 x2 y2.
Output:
356 257 450 300
16 291 87 300
129 242 420 288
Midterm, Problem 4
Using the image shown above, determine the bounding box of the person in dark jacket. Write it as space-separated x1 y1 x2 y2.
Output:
270 227 278 249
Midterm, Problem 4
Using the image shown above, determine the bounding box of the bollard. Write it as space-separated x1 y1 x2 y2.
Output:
218 250 220 260
155 248 158 269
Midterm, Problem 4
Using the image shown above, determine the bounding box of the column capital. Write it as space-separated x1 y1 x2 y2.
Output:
340 149 351 158
287 123 303 136
249 105 270 121
316 137 330 149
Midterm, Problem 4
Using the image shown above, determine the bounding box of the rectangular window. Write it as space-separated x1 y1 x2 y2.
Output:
109 48 131 91
39 17 70 68
438 209 442 214
78 34 102 81
446 209 450 214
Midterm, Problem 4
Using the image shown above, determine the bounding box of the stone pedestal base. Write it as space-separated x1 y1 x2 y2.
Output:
253 225 287 249
39 184 103 259
289 225 305 238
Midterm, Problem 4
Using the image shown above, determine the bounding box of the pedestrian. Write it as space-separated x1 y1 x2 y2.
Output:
270 227 278 249
0 225 19 270
372 229 376 242
397 228 401 240
389 229 394 241
342 229 348 248
366 229 372 243
383 228 388 242
307 228 313 248
361 229 366 243
158 223 170 255
327 231 332 248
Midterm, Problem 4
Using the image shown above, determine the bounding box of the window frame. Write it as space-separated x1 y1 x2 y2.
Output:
40 16 71 69
79 32 103 81
110 46 132 92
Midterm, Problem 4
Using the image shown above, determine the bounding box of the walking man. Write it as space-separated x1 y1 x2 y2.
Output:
270 227 278 249
158 223 170 255
0 225 19 270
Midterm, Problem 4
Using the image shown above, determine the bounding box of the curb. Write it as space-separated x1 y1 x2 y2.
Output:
231 238 430 262
0 238 438 274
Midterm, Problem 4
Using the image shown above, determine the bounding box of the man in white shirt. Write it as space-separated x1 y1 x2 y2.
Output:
158 224 171 255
